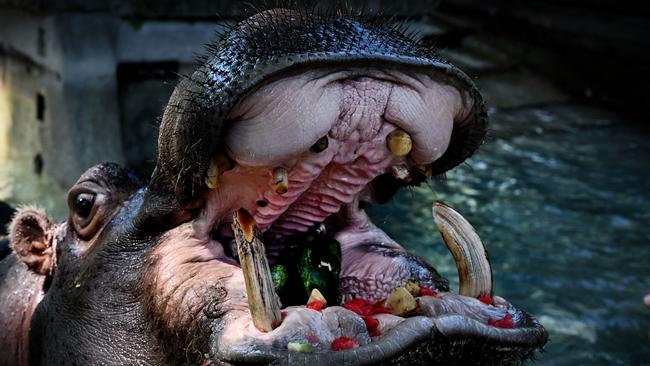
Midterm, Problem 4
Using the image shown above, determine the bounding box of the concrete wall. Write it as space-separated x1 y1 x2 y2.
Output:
0 8 232 218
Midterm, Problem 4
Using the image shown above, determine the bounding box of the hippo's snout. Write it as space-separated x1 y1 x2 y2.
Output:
145 7 546 365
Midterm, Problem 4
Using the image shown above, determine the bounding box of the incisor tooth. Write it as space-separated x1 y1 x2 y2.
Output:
387 129 412 157
391 165 412 183
205 161 219 189
204 153 234 189
273 167 289 194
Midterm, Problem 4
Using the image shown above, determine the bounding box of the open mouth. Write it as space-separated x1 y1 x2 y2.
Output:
148 67 548 364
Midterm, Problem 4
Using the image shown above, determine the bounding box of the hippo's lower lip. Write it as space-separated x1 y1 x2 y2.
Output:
203 200 547 365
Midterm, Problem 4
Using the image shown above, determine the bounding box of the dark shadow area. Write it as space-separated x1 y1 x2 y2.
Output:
117 61 179 176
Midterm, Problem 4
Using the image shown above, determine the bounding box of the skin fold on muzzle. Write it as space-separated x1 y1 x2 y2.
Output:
0 6 547 366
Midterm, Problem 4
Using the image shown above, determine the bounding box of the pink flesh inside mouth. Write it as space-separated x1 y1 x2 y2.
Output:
148 67 523 355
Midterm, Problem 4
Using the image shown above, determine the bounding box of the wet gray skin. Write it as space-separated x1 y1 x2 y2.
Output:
0 8 547 366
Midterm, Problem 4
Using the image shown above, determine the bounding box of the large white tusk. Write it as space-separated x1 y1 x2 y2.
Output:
432 201 493 298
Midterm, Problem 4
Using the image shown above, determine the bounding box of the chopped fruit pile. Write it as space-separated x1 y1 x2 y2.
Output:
283 284 517 355
331 337 360 351
287 282 516 354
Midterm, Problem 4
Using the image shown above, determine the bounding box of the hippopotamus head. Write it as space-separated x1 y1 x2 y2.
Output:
2 8 547 365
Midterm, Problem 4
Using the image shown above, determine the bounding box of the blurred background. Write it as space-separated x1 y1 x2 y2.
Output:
0 0 649 364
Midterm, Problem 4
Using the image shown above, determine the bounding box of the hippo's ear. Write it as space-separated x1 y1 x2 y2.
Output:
9 207 56 276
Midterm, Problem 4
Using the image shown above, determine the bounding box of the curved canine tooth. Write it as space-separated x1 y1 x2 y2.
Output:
390 165 412 183
387 129 412 157
273 167 289 195
432 201 493 298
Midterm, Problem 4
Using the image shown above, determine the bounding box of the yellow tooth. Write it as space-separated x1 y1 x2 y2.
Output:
391 165 412 183
273 167 289 195
205 160 219 189
204 152 234 189
387 129 412 157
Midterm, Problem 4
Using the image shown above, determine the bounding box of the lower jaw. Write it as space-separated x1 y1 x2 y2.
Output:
203 201 547 363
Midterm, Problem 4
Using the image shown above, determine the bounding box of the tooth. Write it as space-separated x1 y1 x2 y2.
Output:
385 287 417 316
432 201 493 298
273 167 289 194
205 160 219 189
232 208 282 332
387 129 412 157
204 153 234 189
390 165 412 183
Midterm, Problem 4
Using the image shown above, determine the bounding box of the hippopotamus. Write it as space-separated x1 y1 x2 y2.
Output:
0 8 548 366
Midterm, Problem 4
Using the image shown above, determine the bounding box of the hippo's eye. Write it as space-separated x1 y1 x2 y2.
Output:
67 183 106 239
73 193 95 219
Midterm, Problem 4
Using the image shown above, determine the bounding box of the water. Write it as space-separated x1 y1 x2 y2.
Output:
367 104 650 365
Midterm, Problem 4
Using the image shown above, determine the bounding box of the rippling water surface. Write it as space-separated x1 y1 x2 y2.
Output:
367 104 650 365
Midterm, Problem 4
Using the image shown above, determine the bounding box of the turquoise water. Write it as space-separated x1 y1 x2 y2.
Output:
367 104 650 365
